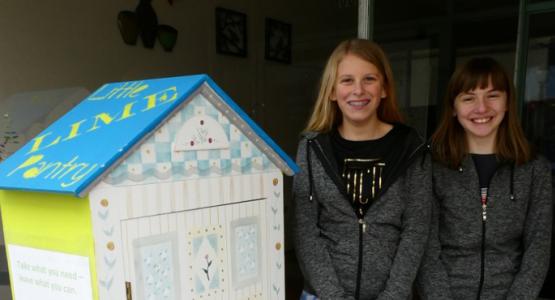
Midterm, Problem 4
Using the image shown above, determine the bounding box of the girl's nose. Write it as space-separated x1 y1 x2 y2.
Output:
352 81 363 95
475 97 488 113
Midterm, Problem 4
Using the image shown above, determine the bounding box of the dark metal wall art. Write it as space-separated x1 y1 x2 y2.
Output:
117 0 178 52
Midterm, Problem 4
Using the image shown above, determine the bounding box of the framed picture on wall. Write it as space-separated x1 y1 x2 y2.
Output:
215 7 247 57
265 18 292 64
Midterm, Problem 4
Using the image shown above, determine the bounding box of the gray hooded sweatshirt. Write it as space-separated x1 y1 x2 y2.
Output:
416 155 553 300
293 125 432 300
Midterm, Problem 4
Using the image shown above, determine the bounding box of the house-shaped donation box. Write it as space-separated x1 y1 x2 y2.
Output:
0 75 298 300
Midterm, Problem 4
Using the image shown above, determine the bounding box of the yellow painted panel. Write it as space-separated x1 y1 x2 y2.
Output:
0 190 98 300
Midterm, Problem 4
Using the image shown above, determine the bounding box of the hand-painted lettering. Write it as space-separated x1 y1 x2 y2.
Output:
88 82 148 101
117 101 137 121
27 118 86 154
142 87 178 112
7 155 44 176
14 82 182 189
27 133 61 154
7 154 98 188
88 113 115 132
62 119 86 142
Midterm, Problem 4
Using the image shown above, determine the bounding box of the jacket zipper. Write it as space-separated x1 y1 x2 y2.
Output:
477 191 487 300
472 158 507 300
355 221 364 300
313 139 366 299
310 137 424 300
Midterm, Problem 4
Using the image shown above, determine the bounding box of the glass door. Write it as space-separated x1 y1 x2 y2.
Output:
516 1 555 298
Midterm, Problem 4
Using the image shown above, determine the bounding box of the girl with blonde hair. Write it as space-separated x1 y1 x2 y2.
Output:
293 39 432 300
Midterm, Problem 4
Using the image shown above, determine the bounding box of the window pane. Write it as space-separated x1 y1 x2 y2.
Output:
522 12 555 173
521 11 555 298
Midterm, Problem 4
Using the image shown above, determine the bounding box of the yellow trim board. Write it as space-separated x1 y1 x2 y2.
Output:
0 190 98 299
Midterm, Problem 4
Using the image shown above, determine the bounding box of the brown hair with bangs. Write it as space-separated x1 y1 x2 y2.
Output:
304 39 403 132
431 57 532 168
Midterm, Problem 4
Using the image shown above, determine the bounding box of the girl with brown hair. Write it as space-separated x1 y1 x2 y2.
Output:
417 57 552 299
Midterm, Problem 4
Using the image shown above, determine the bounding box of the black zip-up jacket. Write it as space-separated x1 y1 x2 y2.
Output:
416 155 553 300
292 124 432 300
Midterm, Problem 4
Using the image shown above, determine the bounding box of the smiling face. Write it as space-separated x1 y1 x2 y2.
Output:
331 53 387 129
453 80 507 150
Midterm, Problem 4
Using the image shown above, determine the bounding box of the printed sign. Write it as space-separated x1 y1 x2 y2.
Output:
8 245 93 300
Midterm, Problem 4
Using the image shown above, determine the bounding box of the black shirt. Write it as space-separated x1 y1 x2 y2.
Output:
330 125 401 217
472 153 498 206
471 154 498 189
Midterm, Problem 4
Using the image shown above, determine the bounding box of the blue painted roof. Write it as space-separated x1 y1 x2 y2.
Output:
0 75 298 197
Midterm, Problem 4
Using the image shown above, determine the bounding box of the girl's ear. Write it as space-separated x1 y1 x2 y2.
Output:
381 89 387 99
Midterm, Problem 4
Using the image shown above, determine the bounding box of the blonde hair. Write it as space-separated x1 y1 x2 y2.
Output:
304 39 403 132
431 57 532 168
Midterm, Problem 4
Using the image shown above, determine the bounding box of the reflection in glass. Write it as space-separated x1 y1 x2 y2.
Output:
520 10 555 298
522 21 555 174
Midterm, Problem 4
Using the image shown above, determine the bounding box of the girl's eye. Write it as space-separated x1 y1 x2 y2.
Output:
364 76 376 82
461 96 474 102
488 93 500 99
340 78 353 84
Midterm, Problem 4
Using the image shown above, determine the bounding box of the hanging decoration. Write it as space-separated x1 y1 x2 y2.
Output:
117 0 178 51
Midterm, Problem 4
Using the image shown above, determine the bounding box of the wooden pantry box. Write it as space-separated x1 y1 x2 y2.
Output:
0 74 298 300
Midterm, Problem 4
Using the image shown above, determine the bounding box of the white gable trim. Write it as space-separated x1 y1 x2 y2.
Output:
200 84 295 176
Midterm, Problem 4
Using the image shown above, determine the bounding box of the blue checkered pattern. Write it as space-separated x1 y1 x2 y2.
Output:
105 93 272 185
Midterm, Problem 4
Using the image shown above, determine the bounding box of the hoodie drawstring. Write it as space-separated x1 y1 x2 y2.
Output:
307 139 314 201
420 144 431 168
457 160 515 201
509 164 515 201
